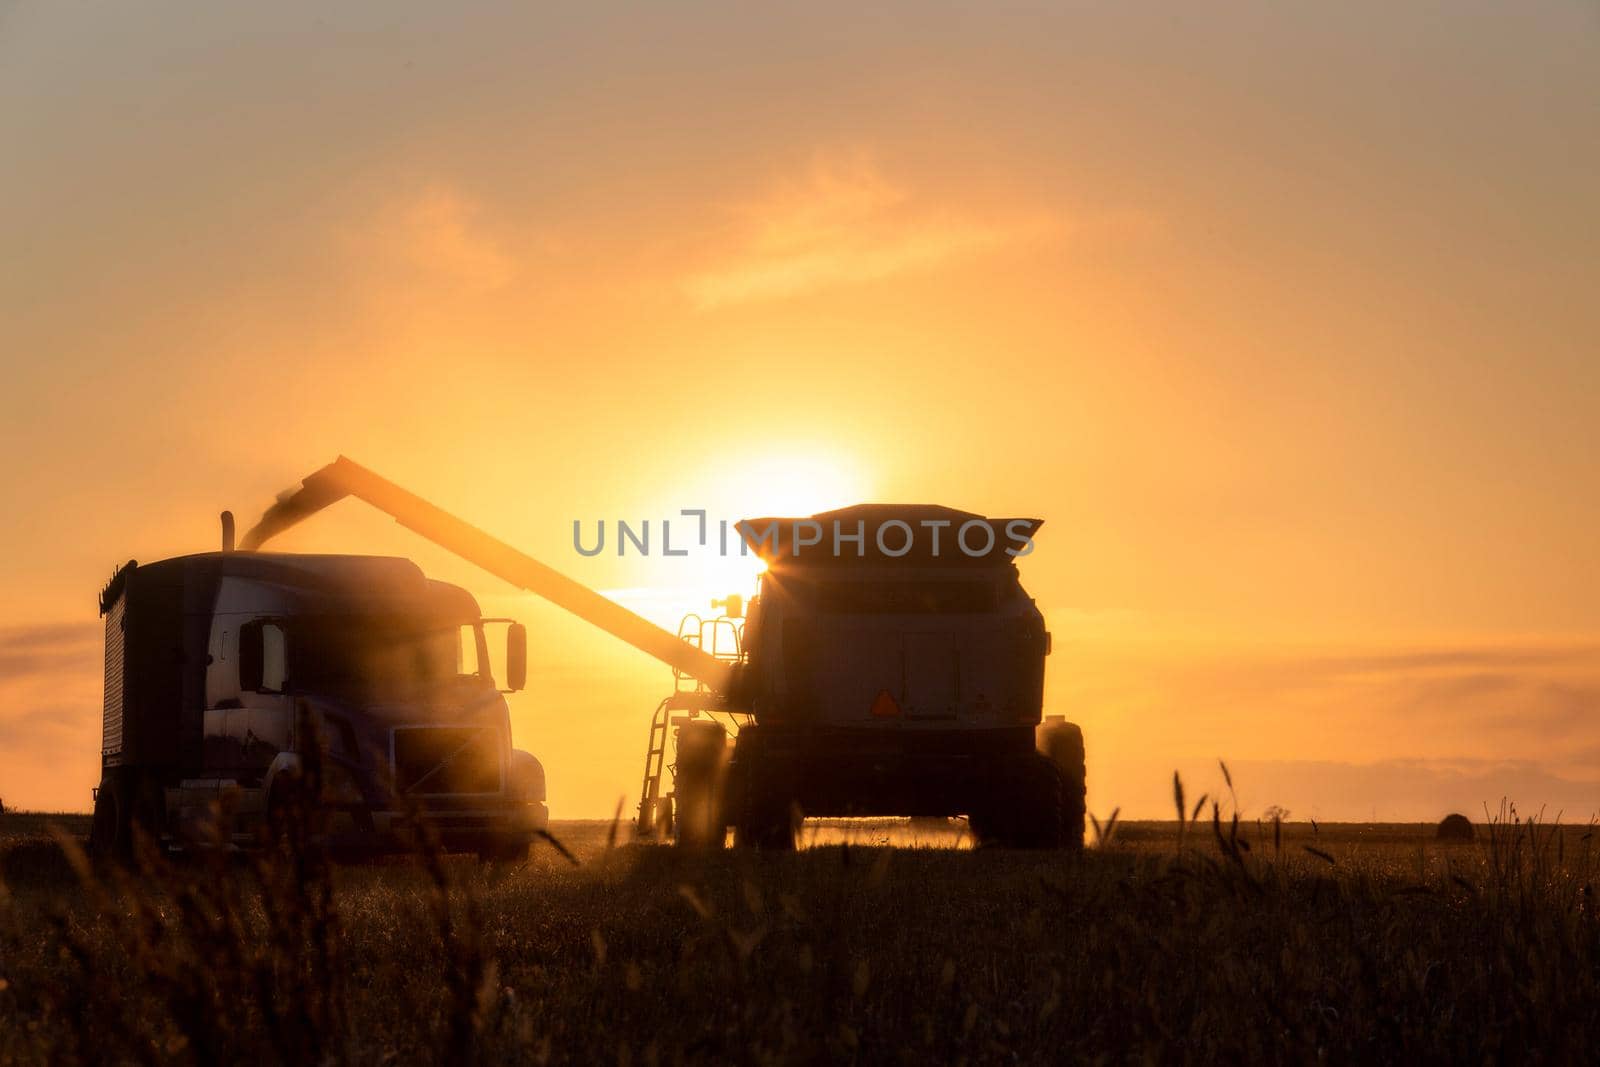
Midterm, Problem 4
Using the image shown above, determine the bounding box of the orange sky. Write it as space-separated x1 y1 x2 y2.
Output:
2 2 1597 820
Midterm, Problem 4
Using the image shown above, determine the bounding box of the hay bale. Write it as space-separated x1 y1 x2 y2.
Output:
1436 812 1475 842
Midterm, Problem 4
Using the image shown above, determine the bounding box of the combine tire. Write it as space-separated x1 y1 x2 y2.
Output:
734 818 795 850
727 729 797 850
733 786 797 851
1038 719 1087 852
969 753 1068 849
673 721 727 850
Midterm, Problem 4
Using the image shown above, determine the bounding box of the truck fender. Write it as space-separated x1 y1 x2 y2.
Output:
508 749 545 803
262 752 305 805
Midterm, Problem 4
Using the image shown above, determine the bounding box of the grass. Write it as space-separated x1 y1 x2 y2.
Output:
0 795 1597 1064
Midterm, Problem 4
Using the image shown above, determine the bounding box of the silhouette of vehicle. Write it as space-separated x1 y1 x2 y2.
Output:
229 457 1086 850
91 523 546 862
652 507 1085 850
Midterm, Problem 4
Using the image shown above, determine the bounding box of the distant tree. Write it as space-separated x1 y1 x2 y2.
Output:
1262 804 1291 822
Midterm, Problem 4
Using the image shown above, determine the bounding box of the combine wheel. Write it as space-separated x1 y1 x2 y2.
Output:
969 753 1068 849
727 730 797 850
1037 719 1087 852
733 786 797 851
672 720 727 850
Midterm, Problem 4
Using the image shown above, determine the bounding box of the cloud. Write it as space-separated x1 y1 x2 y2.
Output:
1288 643 1600 746
682 156 1059 309
348 185 516 291
1210 758 1600 823
1065 636 1600 737
0 623 101 810
1059 634 1600 818
0 622 99 682
1316 645 1599 674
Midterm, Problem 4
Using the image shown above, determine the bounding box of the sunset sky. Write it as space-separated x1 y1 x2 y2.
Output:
2 1 1596 820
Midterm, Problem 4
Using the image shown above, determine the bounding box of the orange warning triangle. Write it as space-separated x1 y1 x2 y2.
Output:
870 689 901 717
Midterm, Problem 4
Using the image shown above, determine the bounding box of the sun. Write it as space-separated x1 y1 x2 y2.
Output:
604 449 875 631
693 449 873 602
715 451 875 520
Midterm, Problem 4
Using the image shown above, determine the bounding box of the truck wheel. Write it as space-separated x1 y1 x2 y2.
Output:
90 777 128 862
265 771 313 849
673 721 727 851
1038 720 1087 852
129 778 166 856
969 753 1067 849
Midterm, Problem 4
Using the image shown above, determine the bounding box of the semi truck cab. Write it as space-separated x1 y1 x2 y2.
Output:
92 552 547 860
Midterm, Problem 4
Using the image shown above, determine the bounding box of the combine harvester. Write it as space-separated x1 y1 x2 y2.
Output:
153 456 1084 851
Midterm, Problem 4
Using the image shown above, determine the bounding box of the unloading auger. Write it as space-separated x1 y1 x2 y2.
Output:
240 456 737 695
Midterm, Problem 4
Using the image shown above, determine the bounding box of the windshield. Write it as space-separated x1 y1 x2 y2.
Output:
288 615 486 702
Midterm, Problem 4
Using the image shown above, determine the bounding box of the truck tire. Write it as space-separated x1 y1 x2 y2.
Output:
673 721 727 850
1038 720 1087 852
89 773 163 864
264 770 314 849
90 776 127 862
130 777 166 854
969 753 1067 849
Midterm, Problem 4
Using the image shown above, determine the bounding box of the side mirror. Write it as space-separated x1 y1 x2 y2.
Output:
505 622 527 692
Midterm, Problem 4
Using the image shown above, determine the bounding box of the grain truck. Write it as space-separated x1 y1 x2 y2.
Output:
90 532 547 860
232 457 1085 850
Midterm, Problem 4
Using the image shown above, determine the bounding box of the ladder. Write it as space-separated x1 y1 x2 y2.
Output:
637 697 673 836
634 610 745 838
635 693 712 837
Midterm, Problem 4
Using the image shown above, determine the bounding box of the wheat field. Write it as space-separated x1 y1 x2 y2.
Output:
1 797 1596 1064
